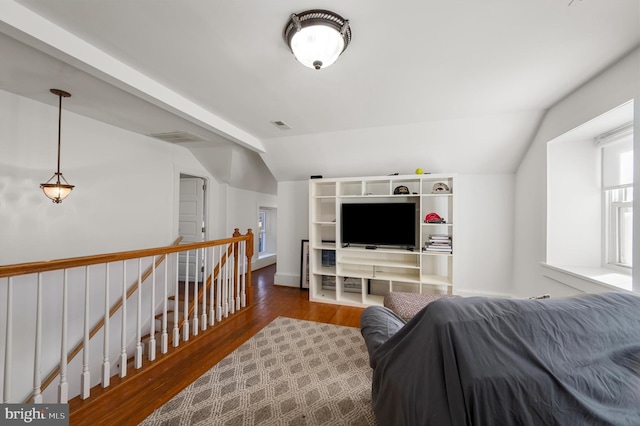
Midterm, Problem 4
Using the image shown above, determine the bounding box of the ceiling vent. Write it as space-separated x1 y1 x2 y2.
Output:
271 120 292 130
147 131 208 143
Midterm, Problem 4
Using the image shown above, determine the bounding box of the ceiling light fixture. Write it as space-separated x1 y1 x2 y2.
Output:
40 89 74 203
284 9 352 70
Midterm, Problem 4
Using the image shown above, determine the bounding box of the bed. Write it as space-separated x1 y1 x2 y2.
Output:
360 292 640 426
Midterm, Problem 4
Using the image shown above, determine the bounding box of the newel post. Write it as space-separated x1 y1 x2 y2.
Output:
245 229 254 305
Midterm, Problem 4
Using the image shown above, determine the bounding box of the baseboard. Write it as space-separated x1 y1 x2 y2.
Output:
253 254 276 271
454 288 513 298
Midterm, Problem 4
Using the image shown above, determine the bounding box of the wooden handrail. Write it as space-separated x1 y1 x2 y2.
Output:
30 237 184 401
0 234 251 278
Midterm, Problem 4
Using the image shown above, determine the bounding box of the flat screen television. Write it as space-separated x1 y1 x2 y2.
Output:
341 202 416 249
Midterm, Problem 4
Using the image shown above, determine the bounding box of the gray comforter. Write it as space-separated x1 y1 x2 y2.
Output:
362 292 640 425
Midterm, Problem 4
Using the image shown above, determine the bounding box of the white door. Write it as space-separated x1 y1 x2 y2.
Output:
179 176 205 282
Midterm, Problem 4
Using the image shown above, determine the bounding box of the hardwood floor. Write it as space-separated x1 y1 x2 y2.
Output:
69 264 365 426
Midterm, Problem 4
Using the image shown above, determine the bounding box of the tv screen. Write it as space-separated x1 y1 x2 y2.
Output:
341 202 416 248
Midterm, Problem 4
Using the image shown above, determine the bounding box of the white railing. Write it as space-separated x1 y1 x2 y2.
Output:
0 229 253 404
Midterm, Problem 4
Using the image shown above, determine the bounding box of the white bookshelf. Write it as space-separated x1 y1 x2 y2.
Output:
308 173 456 307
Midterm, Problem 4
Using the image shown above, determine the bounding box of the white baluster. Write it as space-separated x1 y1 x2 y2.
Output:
201 247 208 331
161 259 168 354
81 266 91 399
236 242 242 311
209 246 216 326
172 252 180 347
148 257 156 361
135 258 142 369
3 278 11 403
223 246 229 318
183 250 190 341
192 250 199 336
232 245 237 313
59 270 69 403
216 246 222 323
102 264 110 388
32 274 43 403
227 244 235 314
120 261 128 378
240 241 246 308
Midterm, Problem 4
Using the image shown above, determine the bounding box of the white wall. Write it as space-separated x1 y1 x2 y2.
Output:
274 180 309 287
275 175 515 296
547 138 601 266
454 174 514 297
513 48 640 297
224 185 277 269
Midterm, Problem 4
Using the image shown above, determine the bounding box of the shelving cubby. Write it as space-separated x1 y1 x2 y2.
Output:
309 173 456 307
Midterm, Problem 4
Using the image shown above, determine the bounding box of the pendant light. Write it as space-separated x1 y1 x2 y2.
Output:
284 10 352 70
40 89 74 203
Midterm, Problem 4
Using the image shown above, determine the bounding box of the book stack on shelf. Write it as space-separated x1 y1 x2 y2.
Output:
425 234 452 254
322 276 336 290
343 277 362 293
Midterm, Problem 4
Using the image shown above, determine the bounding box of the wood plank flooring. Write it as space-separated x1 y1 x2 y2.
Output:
69 264 365 426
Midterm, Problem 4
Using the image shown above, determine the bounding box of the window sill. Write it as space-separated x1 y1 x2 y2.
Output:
541 263 633 293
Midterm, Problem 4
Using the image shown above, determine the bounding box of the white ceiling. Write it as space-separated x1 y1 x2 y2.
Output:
1 0 639 181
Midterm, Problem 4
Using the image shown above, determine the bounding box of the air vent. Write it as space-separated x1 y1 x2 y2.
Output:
147 131 208 143
271 120 291 130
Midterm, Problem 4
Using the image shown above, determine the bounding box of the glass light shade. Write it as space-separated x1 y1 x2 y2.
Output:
284 10 351 70
290 25 345 70
40 173 74 203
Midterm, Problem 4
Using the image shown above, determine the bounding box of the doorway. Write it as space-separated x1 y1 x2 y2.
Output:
178 174 206 281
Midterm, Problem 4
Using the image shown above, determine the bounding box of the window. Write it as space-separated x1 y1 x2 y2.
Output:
601 129 633 270
607 188 632 267
545 101 634 291
258 210 267 253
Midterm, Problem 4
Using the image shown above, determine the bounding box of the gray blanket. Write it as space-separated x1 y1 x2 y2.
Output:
363 292 640 426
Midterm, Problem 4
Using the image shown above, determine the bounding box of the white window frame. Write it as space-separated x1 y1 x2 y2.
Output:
604 186 632 271
600 125 633 274
258 210 267 254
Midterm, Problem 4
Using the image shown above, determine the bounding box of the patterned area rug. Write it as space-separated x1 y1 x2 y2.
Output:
139 317 377 425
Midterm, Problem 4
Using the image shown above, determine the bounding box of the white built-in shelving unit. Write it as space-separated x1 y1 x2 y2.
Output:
308 174 456 307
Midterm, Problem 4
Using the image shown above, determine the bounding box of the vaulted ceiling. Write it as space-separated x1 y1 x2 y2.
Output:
1 0 638 183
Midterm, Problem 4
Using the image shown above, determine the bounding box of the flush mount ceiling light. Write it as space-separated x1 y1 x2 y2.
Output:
284 9 352 70
40 89 74 203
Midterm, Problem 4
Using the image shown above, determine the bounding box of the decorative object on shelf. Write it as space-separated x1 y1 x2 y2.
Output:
415 168 424 174
393 185 410 195
425 212 446 223
432 182 450 193
283 9 351 70
300 240 310 289
40 88 75 203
